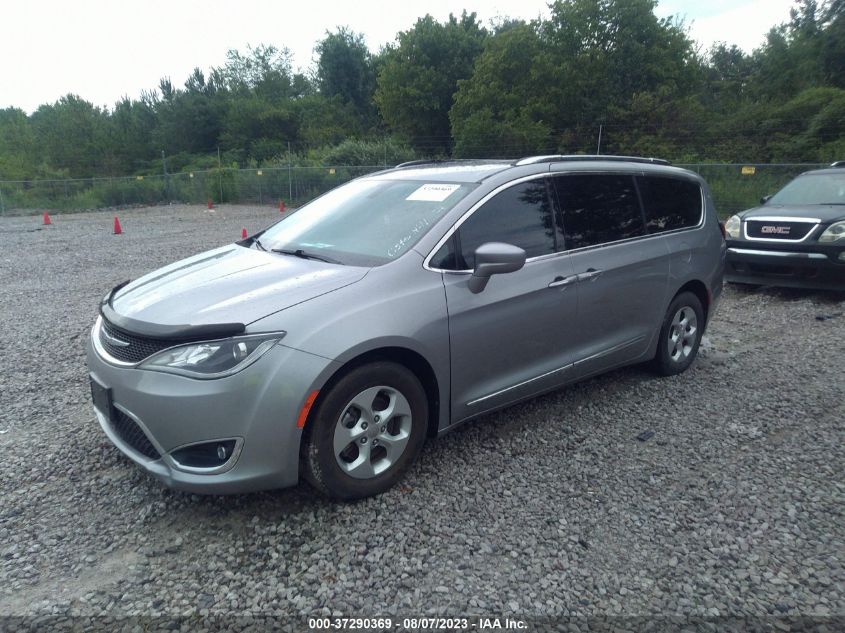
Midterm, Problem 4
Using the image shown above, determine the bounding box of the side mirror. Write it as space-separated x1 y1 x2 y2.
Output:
760 194 772 205
468 242 526 293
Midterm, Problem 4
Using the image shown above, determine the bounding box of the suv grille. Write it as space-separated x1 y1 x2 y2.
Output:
110 409 161 460
745 219 816 241
100 319 174 364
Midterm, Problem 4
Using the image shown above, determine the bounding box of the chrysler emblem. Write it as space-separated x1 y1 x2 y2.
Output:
101 329 130 347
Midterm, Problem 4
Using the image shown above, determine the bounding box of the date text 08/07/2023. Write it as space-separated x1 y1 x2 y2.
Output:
308 617 528 631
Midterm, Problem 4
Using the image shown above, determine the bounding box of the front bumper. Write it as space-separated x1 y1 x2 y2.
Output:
725 241 845 291
86 336 339 494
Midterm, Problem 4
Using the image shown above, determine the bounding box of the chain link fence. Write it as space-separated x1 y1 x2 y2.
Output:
0 165 387 215
0 162 828 218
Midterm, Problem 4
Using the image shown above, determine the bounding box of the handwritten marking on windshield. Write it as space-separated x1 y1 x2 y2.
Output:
388 217 433 257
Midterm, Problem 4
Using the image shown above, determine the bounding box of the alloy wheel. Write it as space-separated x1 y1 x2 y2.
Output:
668 306 698 363
333 386 413 479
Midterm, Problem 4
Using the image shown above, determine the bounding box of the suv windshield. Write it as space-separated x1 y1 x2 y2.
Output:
258 179 475 266
769 173 845 206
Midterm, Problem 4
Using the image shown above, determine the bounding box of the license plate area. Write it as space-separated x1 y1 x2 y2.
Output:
90 376 114 419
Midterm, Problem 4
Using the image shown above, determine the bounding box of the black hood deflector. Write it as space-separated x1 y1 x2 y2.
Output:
100 281 246 341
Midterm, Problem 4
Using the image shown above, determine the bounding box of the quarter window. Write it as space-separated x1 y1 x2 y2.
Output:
553 175 644 249
436 179 559 270
637 176 702 232
429 234 459 270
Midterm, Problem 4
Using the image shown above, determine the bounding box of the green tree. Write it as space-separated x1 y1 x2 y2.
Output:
211 45 317 161
451 22 556 157
30 95 112 177
450 0 701 156
315 28 377 121
294 95 368 148
219 45 311 100
602 89 713 160
0 108 39 179
750 0 827 100
107 97 157 173
703 43 756 111
318 137 416 165
152 85 226 157
541 0 700 126
375 11 487 153
762 87 845 161
820 0 845 87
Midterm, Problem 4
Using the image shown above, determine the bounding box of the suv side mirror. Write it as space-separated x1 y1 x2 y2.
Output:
760 194 772 205
468 242 526 293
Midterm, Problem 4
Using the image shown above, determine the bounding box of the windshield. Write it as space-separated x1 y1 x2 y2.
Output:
769 173 845 206
258 179 475 266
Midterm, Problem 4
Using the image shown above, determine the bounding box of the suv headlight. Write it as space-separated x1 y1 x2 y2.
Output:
724 215 742 238
139 333 284 379
819 220 845 243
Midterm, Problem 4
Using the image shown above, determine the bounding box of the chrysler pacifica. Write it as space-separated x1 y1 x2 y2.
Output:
87 156 725 499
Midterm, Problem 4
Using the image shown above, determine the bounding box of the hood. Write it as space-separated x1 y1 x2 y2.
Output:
741 204 845 224
110 245 368 328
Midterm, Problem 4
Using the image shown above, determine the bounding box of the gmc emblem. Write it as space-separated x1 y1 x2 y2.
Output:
761 225 791 235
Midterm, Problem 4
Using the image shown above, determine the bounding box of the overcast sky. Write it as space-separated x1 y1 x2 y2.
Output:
1 0 797 113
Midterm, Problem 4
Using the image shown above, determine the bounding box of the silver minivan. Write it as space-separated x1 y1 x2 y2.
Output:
87 156 725 499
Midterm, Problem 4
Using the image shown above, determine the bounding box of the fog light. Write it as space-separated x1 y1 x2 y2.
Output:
171 439 238 470
838 252 845 262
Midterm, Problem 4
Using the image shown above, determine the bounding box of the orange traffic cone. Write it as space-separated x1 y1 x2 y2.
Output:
42 212 52 225
207 198 213 209
113 216 122 235
241 228 248 239
279 199 285 213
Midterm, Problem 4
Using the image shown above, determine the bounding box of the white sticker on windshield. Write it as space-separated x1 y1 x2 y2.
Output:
406 183 461 202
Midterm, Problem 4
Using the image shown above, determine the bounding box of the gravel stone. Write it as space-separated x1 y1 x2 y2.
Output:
0 204 843 624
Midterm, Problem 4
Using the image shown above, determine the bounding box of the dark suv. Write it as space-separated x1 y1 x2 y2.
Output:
725 162 845 290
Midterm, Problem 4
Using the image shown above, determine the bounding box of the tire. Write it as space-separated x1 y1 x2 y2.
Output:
651 291 704 376
302 361 428 500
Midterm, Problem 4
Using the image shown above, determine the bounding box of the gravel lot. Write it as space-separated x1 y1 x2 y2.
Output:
0 205 843 628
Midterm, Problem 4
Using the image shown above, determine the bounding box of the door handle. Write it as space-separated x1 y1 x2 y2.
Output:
548 275 578 288
577 268 603 282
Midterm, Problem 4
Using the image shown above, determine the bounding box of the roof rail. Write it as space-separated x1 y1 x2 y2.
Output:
513 155 569 165
394 158 512 169
395 159 441 169
516 154 671 166
830 161 845 167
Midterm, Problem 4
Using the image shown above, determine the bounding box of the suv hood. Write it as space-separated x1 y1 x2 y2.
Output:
110 245 368 328
742 204 845 224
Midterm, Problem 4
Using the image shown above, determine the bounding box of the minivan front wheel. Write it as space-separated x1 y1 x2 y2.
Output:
652 291 704 376
302 362 427 500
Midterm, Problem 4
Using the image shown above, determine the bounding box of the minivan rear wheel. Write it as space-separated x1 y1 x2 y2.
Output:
302 361 427 500
652 291 704 376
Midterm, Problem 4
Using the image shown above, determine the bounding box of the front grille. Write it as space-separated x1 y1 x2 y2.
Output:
110 409 161 460
100 319 174 364
746 219 815 241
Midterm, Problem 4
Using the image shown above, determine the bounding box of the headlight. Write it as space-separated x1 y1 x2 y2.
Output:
139 333 284 379
819 220 845 243
724 215 742 238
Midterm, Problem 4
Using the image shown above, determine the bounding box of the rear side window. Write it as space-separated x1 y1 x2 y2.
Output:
637 176 703 232
553 175 644 249
443 179 559 270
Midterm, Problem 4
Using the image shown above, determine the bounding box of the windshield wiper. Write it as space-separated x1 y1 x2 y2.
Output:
271 248 342 264
252 237 267 251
